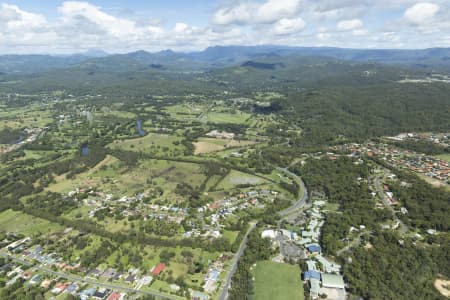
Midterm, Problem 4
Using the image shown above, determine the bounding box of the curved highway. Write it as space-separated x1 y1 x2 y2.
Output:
277 167 309 216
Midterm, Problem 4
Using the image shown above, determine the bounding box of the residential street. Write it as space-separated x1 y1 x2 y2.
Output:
374 175 408 235
218 222 256 300
0 252 177 300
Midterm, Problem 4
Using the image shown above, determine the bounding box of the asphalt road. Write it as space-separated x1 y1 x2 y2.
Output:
1 167 308 300
0 252 177 300
277 167 310 216
218 222 256 300
218 168 310 299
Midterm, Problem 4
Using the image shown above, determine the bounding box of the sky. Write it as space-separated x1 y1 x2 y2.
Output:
1 0 450 54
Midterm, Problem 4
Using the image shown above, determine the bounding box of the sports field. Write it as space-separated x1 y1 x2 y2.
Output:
253 261 304 300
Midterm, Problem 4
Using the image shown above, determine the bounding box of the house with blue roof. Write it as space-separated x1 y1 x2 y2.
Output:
307 244 322 254
303 270 321 280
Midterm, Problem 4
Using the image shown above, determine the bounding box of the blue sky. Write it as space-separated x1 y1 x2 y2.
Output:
0 0 449 54
7 0 215 25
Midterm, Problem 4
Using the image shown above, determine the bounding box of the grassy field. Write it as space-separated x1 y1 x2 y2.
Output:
223 230 239 244
164 104 201 121
108 133 184 155
0 103 53 130
194 137 256 154
252 261 304 300
203 111 251 124
164 103 252 125
215 170 267 190
48 155 207 202
0 209 62 236
436 154 450 162
418 174 450 191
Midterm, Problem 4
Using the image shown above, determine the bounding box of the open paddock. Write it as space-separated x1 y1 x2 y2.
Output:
0 209 62 236
215 170 268 190
47 155 207 200
194 137 256 155
108 132 184 155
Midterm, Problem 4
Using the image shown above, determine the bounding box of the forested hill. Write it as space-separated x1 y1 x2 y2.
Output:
3 46 450 74
283 84 450 145
1 49 450 145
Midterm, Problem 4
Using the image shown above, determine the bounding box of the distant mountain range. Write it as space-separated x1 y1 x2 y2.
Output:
2 45 450 74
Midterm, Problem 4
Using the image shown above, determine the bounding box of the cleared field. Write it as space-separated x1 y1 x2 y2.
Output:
108 133 184 154
255 92 285 100
418 174 450 191
194 137 255 154
215 170 267 190
203 111 251 124
223 230 239 244
253 261 304 300
0 104 53 130
164 104 200 121
0 209 62 236
48 155 207 200
436 154 450 163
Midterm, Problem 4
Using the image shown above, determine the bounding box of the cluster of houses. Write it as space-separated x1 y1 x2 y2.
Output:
2 231 231 300
202 255 227 294
333 141 449 184
381 184 399 206
0 126 46 154
396 155 449 183
387 132 449 147
0 235 174 300
1 254 127 300
67 187 189 225
205 130 235 139
298 199 346 299
66 188 277 244
184 189 278 240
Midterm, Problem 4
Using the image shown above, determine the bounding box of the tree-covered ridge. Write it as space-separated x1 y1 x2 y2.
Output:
344 231 448 300
2 54 450 146
283 84 450 145
291 157 390 254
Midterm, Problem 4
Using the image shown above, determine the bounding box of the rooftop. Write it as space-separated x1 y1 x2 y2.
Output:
321 273 345 289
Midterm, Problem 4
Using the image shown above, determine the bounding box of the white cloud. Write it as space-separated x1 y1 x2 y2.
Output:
311 0 369 21
0 0 450 53
174 22 189 33
337 18 363 31
352 28 368 36
256 0 302 23
272 17 306 35
212 0 302 25
0 3 53 52
211 3 253 25
58 1 138 37
404 2 440 25
0 3 47 30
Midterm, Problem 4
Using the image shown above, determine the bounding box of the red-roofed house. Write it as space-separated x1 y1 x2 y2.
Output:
107 292 122 300
152 263 166 276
